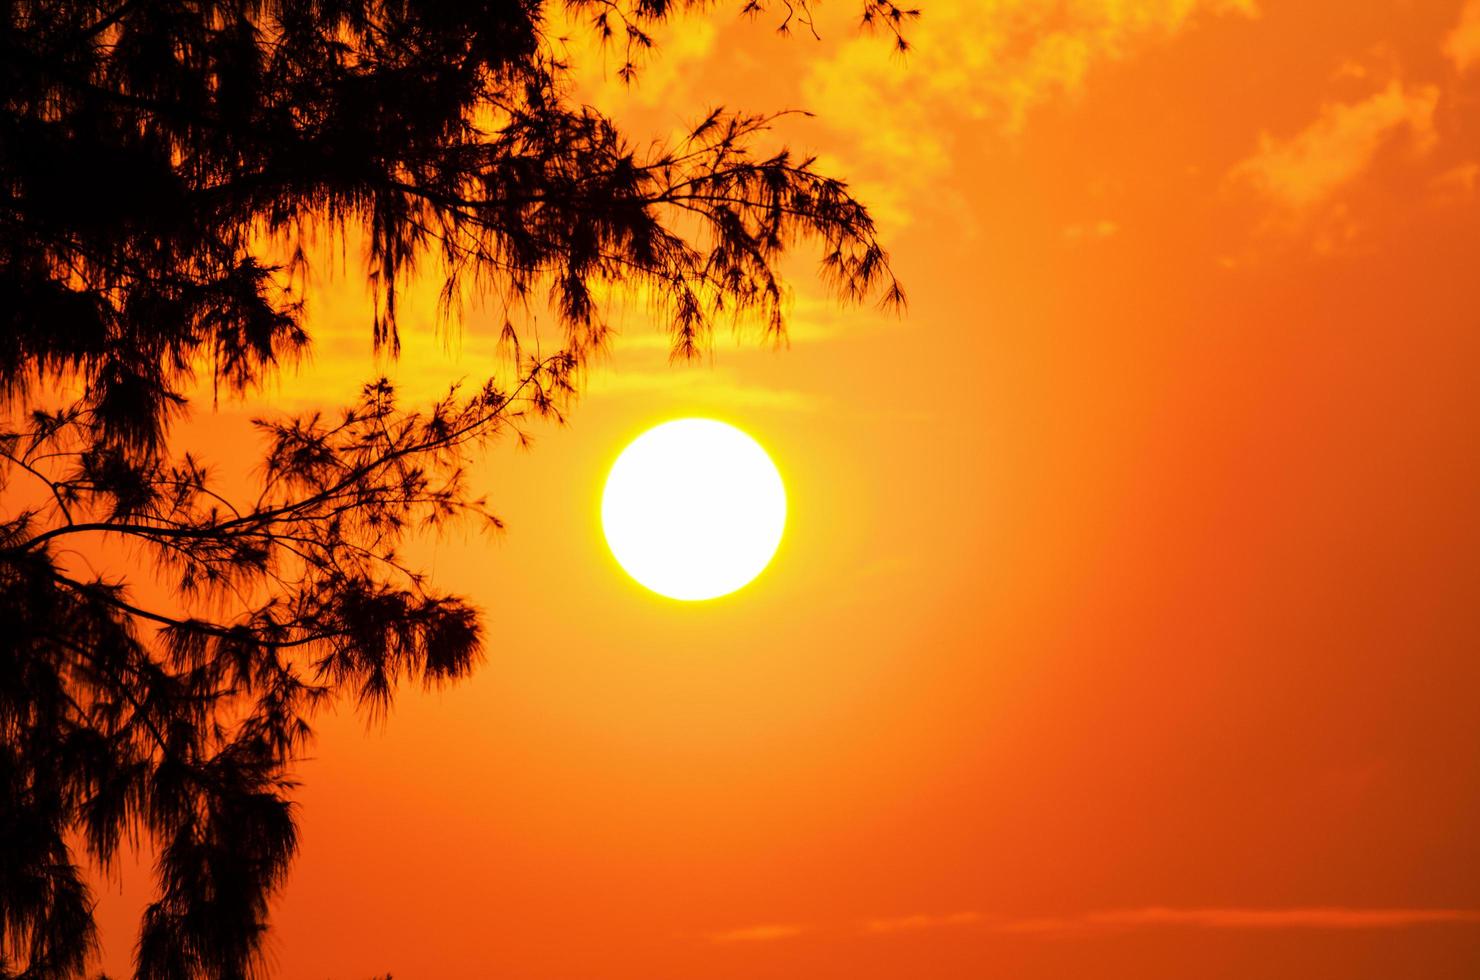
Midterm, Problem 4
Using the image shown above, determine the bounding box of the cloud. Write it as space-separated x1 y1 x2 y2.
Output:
801 907 1480 941
1063 219 1120 243
810 0 1257 137
870 911 1480 941
1445 0 1480 73
864 912 982 933
1231 81 1439 212
586 367 825 414
802 0 1257 222
1084 907 1480 931
1431 160 1480 202
707 923 810 943
603 288 900 352
706 907 1480 950
558 10 720 113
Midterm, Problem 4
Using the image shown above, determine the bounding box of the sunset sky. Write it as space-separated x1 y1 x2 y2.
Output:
87 0 1480 976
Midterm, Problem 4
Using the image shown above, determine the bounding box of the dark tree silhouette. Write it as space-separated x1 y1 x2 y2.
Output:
0 1 913 976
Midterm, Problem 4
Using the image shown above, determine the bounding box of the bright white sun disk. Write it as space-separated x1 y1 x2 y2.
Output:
601 419 786 601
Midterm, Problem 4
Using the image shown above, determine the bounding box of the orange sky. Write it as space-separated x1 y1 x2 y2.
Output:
88 1 1480 976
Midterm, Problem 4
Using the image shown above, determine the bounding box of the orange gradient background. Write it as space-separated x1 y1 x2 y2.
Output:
86 1 1480 976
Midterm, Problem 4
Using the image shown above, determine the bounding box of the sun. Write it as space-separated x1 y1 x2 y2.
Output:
601 419 787 601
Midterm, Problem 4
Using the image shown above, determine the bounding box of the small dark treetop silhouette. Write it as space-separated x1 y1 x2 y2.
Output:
0 1 914 976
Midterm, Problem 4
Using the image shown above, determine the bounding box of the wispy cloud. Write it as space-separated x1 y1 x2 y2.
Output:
1431 160 1480 203
1084 907 1480 930
981 906 1480 935
710 907 1480 946
1445 0 1480 74
552 5 719 115
1231 80 1439 213
1063 219 1121 244
802 0 1257 223
864 911 982 933
586 368 824 414
706 923 811 944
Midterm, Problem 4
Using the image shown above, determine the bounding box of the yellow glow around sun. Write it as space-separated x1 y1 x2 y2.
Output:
602 419 787 601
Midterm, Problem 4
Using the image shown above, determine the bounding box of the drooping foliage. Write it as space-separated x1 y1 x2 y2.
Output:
0 1 913 975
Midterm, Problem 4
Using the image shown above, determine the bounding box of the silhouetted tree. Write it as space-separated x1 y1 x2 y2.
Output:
0 1 913 976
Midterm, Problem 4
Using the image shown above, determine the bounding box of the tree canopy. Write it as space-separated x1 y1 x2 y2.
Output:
0 1 911 976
